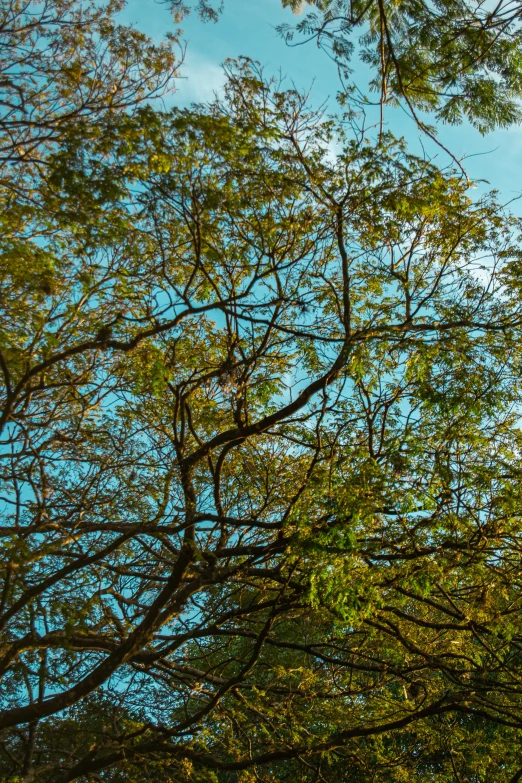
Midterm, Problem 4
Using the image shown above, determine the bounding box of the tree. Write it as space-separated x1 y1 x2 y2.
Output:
174 0 522 136
278 0 522 134
2 43 522 780
0 0 179 168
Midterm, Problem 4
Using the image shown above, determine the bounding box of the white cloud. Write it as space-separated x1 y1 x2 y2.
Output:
175 52 226 106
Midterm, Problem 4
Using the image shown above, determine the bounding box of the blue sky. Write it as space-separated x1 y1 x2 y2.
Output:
123 0 522 207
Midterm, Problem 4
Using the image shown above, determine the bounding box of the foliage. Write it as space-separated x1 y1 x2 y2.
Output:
278 0 522 132
176 0 522 134
2 2 522 782
0 0 179 166
279 0 522 134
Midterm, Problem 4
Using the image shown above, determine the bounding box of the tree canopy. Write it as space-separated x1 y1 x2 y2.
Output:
278 0 522 133
0 0 178 165
178 0 522 133
2 2 522 782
